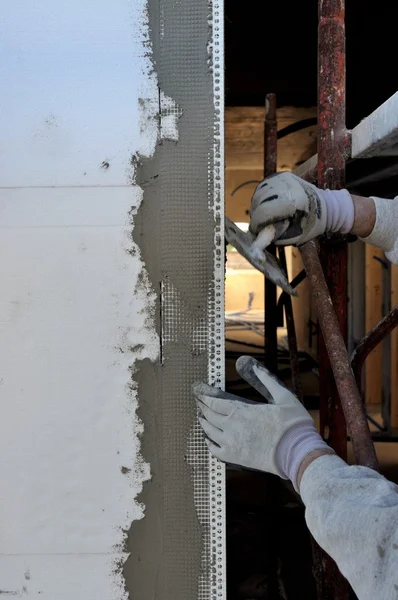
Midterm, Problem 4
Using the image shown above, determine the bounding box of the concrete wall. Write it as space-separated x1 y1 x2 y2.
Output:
0 1 224 598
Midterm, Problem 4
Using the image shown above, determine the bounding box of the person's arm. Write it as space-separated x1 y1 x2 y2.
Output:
350 194 376 237
193 356 398 600
299 454 398 600
249 172 398 265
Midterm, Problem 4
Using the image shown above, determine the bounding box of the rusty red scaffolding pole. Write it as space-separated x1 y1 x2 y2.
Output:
317 0 349 461
263 94 278 374
300 242 379 469
352 304 398 398
298 0 378 597
277 243 303 400
263 94 302 398
263 93 304 598
299 0 377 468
262 96 283 599
300 243 379 599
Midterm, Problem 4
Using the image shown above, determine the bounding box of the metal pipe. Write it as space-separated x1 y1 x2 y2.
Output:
277 247 303 401
301 240 378 600
302 4 377 594
263 93 302 400
277 270 306 323
316 0 349 463
300 241 379 470
351 305 398 398
264 93 277 178
263 94 278 374
262 93 283 599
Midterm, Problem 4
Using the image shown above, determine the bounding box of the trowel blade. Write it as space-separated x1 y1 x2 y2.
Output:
225 217 297 297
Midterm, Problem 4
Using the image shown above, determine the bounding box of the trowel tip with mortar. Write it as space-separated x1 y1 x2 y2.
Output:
225 217 297 297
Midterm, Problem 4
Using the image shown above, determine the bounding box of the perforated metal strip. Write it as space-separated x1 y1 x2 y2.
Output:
180 1 225 597
208 0 226 597
186 1 225 598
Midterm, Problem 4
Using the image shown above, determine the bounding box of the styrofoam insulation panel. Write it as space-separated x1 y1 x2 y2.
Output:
0 0 225 598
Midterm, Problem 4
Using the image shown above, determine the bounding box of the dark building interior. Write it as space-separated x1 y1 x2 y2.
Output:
224 2 398 598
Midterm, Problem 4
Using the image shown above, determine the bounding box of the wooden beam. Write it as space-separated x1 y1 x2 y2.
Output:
225 169 262 223
390 265 398 428
365 245 384 406
226 106 316 170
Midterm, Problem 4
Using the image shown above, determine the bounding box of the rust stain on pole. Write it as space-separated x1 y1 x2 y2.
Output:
352 304 398 394
264 94 277 178
318 0 348 190
317 0 348 462
301 241 379 470
263 96 283 600
277 246 303 401
298 1 378 597
263 94 302 397
301 242 378 600
263 93 278 374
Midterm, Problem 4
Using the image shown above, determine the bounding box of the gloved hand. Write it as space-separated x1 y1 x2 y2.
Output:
193 356 332 491
250 171 354 247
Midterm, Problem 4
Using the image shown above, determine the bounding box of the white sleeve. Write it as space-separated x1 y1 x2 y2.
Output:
360 196 398 264
300 454 398 600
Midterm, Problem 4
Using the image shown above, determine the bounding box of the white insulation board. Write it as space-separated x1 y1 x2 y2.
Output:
0 0 225 598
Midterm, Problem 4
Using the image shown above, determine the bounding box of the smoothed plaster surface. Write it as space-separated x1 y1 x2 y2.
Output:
0 0 174 597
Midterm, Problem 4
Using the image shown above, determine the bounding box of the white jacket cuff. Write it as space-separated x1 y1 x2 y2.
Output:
360 196 398 264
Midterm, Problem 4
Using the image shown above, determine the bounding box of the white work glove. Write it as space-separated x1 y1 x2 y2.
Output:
361 196 398 265
193 356 332 491
250 172 354 246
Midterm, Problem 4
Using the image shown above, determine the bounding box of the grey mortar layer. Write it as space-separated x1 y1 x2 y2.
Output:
124 0 218 599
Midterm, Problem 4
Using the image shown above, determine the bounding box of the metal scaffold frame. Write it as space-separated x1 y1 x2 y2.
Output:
262 0 398 596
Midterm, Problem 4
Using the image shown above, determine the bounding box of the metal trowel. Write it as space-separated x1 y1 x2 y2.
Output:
225 217 297 296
